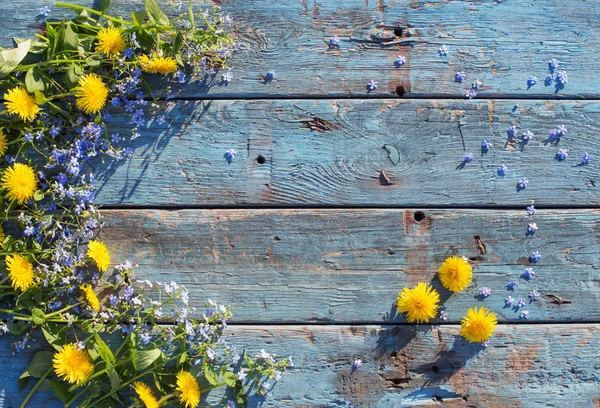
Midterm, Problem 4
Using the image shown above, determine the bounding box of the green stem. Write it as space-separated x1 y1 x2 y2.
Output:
19 366 53 408
45 302 82 319
53 2 131 25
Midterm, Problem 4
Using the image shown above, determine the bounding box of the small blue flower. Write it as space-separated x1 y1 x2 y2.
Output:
455 72 465 82
438 45 449 56
224 149 237 164
527 76 537 87
530 251 542 263
556 125 567 136
265 71 275 81
505 295 515 305
529 289 540 301
517 298 526 308
464 153 473 162
507 278 519 291
581 152 591 165
526 205 535 215
522 130 534 142
548 58 559 71
519 178 528 189
481 139 491 151
465 89 477 99
556 71 568 85
395 55 406 67
528 222 538 233
507 125 518 138
439 310 449 320
555 149 568 160
497 164 508 176
222 70 233 82
329 35 340 47
523 267 535 280
520 310 529 319
39 5 51 18
479 287 491 297
545 75 554 86
124 48 134 59
352 359 363 370
367 80 378 91
472 79 483 89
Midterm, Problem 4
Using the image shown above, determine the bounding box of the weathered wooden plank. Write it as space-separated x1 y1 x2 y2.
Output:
3 0 599 98
91 99 600 207
100 208 600 323
4 324 600 407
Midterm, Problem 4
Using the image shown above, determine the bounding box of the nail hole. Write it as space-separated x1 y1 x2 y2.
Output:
388 251 395 255
435 396 443 402
273 236 281 242
394 26 403 37
256 155 266 164
413 211 426 222
396 85 406 97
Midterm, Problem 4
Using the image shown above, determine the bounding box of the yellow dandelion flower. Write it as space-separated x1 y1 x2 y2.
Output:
396 282 440 323
460 306 497 343
53 344 94 385
438 256 472 293
96 26 126 56
75 73 108 114
133 382 160 408
140 54 179 74
0 129 7 156
6 254 34 291
4 87 39 122
1 162 37 204
0 224 5 247
80 284 100 312
86 240 111 272
176 371 201 408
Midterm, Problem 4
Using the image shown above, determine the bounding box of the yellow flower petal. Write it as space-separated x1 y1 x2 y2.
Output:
460 306 497 343
6 254 34 291
396 282 440 323
1 162 37 204
81 284 100 312
438 256 472 293
133 381 160 408
53 344 94 385
86 240 111 272
96 26 126 56
4 88 39 122
176 371 200 408
140 54 179 74
75 73 108 114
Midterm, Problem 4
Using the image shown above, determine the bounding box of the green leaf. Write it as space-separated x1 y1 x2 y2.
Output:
25 69 49 93
60 23 80 51
223 371 237 387
64 63 83 89
131 348 162 372
94 0 112 13
33 190 45 201
22 351 53 379
172 31 183 58
0 39 31 79
42 323 67 350
80 384 101 406
144 0 169 26
85 54 103 67
203 361 219 386
31 308 46 325
234 381 248 406
131 11 148 26
50 380 72 403
107 364 120 391
188 3 194 28
18 375 30 392
94 333 114 364
34 90 48 105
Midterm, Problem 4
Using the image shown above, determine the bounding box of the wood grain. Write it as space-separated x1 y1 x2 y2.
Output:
90 99 600 207
2 0 599 98
4 324 600 407
99 208 600 323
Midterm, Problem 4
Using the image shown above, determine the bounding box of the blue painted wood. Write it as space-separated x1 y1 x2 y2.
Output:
3 324 600 407
100 208 600 323
1 0 599 98
88 99 600 207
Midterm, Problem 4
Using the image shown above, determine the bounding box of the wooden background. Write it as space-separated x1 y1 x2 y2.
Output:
2 0 600 407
